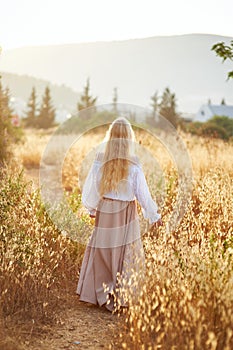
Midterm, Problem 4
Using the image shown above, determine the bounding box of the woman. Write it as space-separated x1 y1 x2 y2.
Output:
77 117 162 311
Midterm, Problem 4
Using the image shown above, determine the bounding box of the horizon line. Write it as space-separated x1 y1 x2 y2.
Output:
2 32 233 52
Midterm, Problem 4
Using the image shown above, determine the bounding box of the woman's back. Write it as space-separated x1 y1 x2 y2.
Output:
82 151 161 224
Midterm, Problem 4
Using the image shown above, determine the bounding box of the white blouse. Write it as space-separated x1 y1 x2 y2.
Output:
82 155 161 224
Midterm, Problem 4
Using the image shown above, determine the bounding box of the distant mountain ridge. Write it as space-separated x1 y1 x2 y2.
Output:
0 72 79 109
0 72 80 122
1 34 233 113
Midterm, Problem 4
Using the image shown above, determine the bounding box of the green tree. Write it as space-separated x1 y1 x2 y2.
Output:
0 80 13 164
159 87 179 127
37 86 55 129
212 41 233 80
24 86 38 127
77 78 97 119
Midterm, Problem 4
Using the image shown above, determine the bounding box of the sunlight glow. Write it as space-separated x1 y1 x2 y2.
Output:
1 0 233 50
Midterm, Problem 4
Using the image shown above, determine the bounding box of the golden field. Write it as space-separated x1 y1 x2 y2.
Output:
1 126 233 350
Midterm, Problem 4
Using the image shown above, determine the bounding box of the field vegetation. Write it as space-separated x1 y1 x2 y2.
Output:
0 124 232 349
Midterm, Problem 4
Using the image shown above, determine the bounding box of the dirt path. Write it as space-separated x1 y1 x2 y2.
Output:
24 168 122 350
33 300 120 350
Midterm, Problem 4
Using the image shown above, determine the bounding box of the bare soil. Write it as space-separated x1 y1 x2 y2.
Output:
32 300 121 350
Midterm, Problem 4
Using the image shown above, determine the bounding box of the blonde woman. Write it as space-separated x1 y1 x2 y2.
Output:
77 117 162 311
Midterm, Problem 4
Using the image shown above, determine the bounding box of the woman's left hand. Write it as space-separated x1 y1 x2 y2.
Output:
150 218 163 230
155 218 163 227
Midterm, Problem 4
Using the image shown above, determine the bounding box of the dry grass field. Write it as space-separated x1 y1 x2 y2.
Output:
1 126 233 349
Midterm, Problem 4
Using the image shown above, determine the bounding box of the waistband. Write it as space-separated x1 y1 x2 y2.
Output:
102 196 135 203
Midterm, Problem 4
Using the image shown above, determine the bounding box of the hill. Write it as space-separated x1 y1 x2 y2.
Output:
1 34 233 113
0 72 79 122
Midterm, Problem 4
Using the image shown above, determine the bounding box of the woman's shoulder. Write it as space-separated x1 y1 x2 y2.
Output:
130 155 139 163
129 156 142 174
94 152 104 162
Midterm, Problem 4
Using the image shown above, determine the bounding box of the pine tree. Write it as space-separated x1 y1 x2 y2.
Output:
151 91 159 120
159 87 179 127
221 98 226 105
24 86 37 127
112 87 118 113
37 86 55 129
77 78 97 119
146 91 159 127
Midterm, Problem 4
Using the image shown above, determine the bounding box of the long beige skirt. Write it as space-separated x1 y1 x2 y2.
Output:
76 197 145 311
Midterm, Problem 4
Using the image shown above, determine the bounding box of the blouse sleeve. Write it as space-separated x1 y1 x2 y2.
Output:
82 159 101 216
134 165 161 224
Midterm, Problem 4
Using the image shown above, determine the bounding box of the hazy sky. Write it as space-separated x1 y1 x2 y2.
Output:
1 0 233 50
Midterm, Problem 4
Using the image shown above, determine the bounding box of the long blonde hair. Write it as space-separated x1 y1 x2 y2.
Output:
99 117 135 196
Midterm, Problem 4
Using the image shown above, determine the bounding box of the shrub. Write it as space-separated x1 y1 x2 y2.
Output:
184 121 203 135
199 122 229 140
208 115 233 139
58 110 117 134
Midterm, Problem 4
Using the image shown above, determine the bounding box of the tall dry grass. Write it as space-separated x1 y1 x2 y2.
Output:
3 127 233 349
114 133 233 349
0 167 85 349
116 168 233 350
